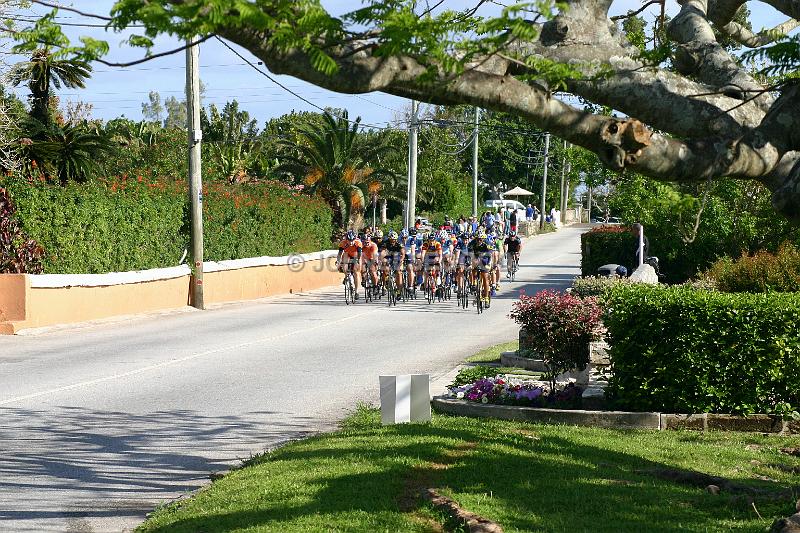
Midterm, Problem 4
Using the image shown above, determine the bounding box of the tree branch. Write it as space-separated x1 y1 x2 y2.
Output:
716 18 800 48
667 0 771 107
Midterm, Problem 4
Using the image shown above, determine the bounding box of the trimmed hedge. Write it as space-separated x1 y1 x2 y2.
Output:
604 284 800 415
580 225 638 277
3 178 186 274
1 177 334 274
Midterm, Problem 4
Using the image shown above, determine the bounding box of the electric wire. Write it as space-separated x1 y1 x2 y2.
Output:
214 35 398 132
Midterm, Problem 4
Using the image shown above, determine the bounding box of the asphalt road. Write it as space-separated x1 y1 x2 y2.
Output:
0 225 587 532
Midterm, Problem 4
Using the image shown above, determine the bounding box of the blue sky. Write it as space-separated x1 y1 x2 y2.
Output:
5 1 791 128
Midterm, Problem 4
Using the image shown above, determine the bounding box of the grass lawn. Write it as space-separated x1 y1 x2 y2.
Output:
138 407 800 533
465 340 519 363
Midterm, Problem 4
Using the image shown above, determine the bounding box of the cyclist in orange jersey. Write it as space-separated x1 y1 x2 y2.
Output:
361 234 379 289
336 230 363 297
421 233 443 291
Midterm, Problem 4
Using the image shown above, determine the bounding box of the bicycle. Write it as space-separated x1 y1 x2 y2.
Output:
341 266 356 305
506 252 519 281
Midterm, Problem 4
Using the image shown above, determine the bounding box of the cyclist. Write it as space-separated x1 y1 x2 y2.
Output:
337 230 363 299
413 229 425 287
421 233 443 293
504 230 522 278
402 229 416 291
487 231 502 295
373 229 385 253
361 233 379 289
454 231 472 293
380 231 405 295
469 229 493 303
439 229 454 283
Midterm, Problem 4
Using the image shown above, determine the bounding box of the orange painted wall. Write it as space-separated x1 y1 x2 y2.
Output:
20 276 191 331
201 257 341 305
0 257 342 334
0 274 29 334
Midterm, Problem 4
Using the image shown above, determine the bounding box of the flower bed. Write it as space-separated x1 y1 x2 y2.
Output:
449 376 583 409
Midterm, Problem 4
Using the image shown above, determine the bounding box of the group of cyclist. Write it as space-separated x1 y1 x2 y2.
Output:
335 220 523 305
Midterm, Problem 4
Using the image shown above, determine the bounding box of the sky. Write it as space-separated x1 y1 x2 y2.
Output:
3 0 792 129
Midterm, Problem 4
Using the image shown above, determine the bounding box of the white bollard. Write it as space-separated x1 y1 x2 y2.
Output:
379 374 431 425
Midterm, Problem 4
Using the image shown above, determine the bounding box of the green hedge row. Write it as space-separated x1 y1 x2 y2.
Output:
580 225 638 277
1 177 333 274
604 284 800 415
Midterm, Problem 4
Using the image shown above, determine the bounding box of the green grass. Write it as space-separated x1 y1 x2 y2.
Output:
138 407 800 533
465 340 519 363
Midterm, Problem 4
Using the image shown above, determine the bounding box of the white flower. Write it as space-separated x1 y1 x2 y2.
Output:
481 396 489 404
456 391 465 399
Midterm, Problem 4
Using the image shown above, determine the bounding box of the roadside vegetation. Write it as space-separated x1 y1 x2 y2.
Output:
138 406 800 533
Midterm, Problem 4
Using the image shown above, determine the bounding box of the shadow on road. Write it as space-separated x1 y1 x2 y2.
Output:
0 405 323 526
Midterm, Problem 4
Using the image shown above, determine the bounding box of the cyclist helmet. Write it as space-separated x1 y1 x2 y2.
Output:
346 230 357 241
409 228 417 237
509 230 517 237
475 229 487 239
375 229 384 240
427 233 436 241
388 230 398 241
362 233 371 242
400 229 409 239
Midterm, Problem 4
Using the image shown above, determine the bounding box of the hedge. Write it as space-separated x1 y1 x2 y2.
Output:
604 284 800 415
705 242 800 293
1 176 333 274
580 225 638 277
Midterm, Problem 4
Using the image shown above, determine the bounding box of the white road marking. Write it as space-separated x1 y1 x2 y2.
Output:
0 309 376 406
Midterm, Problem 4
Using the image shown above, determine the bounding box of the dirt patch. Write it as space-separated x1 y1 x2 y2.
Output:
424 488 504 533
781 448 800 458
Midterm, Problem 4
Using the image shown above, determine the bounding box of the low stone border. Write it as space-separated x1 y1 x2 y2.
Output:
499 351 547 371
431 397 799 434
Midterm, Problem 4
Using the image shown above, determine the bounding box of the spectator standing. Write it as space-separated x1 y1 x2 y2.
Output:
510 208 518 233
525 203 534 220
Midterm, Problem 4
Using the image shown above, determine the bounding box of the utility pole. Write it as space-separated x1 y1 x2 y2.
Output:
186 39 204 309
472 107 480 217
406 100 419 229
559 140 569 224
539 133 550 229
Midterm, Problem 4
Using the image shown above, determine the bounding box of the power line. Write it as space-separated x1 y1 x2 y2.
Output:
213 36 398 131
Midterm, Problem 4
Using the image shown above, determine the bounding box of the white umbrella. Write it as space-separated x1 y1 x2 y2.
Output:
502 186 534 197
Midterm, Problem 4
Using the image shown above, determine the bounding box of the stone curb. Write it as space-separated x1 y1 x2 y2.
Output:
431 397 799 434
499 351 547 372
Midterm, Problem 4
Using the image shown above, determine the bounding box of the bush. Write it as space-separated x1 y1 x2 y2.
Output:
2 176 334 274
203 180 333 261
509 290 603 390
0 187 44 273
3 177 186 274
569 275 631 304
704 243 800 293
604 284 800 415
580 225 638 277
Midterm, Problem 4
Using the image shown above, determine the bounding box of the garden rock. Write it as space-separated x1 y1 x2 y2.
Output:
770 513 800 533
629 264 659 284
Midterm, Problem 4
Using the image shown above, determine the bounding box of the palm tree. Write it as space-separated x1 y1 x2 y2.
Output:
275 111 404 229
9 48 92 126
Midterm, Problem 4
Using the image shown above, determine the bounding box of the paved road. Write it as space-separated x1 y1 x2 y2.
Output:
0 225 587 532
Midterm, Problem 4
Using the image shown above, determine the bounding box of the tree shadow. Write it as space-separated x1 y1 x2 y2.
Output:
140 416 797 532
0 405 325 529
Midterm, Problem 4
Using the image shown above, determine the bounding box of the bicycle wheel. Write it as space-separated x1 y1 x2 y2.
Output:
386 275 395 307
344 274 355 305
475 289 483 314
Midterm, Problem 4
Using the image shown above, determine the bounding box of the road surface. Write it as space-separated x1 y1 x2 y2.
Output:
0 225 586 532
